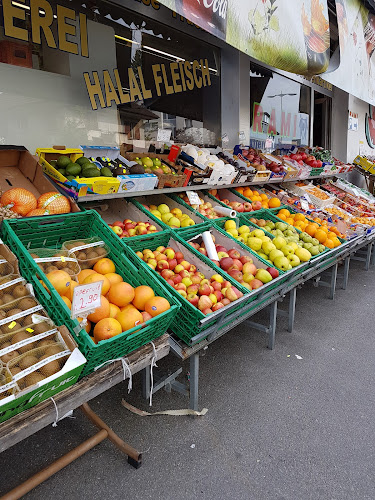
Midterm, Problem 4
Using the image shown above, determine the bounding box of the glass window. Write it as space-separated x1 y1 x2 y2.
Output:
0 0 221 151
250 64 311 149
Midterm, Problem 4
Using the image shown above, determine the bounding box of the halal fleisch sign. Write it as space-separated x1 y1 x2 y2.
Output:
83 59 212 110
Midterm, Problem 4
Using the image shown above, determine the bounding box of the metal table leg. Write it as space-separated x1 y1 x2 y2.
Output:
288 287 297 333
342 256 350 290
329 263 338 300
365 243 373 271
189 353 199 411
267 300 278 350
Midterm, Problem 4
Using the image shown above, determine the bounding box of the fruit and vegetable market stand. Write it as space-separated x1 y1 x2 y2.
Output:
147 233 374 411
0 334 169 500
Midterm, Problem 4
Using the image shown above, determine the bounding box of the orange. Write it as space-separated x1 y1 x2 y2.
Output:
236 187 244 194
285 218 294 225
63 280 79 301
108 282 135 307
61 296 72 309
94 318 122 343
321 225 329 233
278 209 290 217
330 227 340 235
78 269 96 283
132 285 155 311
278 213 287 221
87 296 110 323
321 220 328 226
294 213 306 222
109 303 121 319
82 273 110 296
268 197 281 208
46 270 72 295
93 258 116 275
332 237 341 248
260 193 268 201
144 297 171 317
315 229 327 243
261 202 269 208
117 305 143 332
305 224 317 237
294 221 305 230
325 239 334 249
327 231 336 240
314 217 322 224
105 273 123 287
252 190 259 196
243 188 252 198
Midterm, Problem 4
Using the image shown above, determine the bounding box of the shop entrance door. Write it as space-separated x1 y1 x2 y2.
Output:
313 91 332 148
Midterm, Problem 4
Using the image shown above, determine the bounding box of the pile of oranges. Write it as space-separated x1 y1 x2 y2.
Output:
276 209 342 248
235 187 281 209
44 257 170 344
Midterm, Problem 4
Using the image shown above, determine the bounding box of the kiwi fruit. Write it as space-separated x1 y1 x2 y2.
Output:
18 298 38 311
10 365 22 376
12 285 28 299
33 322 52 335
6 308 22 318
2 294 14 304
96 247 107 257
0 310 6 321
22 314 35 326
29 253 39 259
86 250 98 259
46 265 59 273
39 355 61 377
1 350 19 363
24 372 45 387
38 339 55 348
19 355 38 370
44 345 64 357
0 298 4 306
12 331 34 353
1 322 22 334
76 251 86 261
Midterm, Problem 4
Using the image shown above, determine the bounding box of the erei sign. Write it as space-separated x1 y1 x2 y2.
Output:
84 59 212 110
2 0 88 57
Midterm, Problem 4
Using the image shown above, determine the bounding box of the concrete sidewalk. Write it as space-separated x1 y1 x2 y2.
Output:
1 259 374 500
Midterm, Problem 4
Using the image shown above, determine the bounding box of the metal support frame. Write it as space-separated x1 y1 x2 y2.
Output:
189 353 200 412
351 242 373 270
141 366 187 398
277 288 297 333
246 300 278 350
311 262 338 299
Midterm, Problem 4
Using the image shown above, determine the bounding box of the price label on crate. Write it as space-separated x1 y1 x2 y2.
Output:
300 198 310 211
187 191 202 205
157 128 172 142
71 281 103 319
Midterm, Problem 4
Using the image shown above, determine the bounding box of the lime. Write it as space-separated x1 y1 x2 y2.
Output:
56 156 71 168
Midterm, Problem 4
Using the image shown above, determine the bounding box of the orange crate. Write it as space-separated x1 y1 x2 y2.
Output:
0 41 32 68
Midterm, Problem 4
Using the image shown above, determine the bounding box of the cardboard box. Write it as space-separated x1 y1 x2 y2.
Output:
0 326 86 423
0 146 79 217
123 152 186 188
0 240 20 275
117 174 158 193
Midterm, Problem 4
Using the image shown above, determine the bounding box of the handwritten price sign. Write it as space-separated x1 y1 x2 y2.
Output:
71 281 103 318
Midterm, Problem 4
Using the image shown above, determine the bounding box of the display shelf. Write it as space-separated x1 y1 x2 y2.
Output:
75 172 342 203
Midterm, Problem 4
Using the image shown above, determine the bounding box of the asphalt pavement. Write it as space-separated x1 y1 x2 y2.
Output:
1 258 374 500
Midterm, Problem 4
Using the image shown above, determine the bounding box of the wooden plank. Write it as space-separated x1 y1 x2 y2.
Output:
0 334 170 453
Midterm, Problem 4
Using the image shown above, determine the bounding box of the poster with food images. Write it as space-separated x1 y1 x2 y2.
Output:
323 0 375 106
159 0 330 75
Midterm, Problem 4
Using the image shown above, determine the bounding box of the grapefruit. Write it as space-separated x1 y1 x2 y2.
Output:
117 306 143 332
46 270 72 295
61 296 72 309
93 258 116 274
144 297 170 317
78 269 96 283
63 280 79 301
109 303 121 319
105 273 123 287
82 273 110 295
132 285 155 311
87 295 110 323
94 318 122 343
108 282 135 307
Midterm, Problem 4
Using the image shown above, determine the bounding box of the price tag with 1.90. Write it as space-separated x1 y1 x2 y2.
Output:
71 281 103 319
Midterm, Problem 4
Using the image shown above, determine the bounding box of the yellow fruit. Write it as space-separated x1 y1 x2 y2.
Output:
225 220 237 230
157 204 170 214
295 247 311 262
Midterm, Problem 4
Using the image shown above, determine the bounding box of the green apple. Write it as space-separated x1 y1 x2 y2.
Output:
273 236 287 249
295 247 312 262
281 245 294 257
318 244 325 252
158 204 170 214
287 254 300 267
274 229 284 237
284 229 295 237
142 157 154 168
180 217 195 227
260 235 271 243
269 249 284 261
247 237 262 252
150 209 162 219
289 241 299 251
267 221 275 229
303 242 313 251
311 238 319 246
168 217 181 227
227 228 238 237
255 269 273 283
273 256 290 271
310 245 319 256
287 264 293 270
161 213 174 223
275 222 287 231
250 229 265 238
153 158 161 167
243 273 255 283
262 241 276 255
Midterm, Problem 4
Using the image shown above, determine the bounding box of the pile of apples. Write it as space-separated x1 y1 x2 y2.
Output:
142 203 195 228
109 219 158 238
179 194 224 219
188 239 279 291
136 245 244 315
208 191 254 213
283 152 323 169
240 148 266 168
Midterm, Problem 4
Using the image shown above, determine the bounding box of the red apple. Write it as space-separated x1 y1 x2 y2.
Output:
182 277 193 288
212 302 225 311
189 265 197 273
156 246 166 253
220 257 234 271
243 262 257 275
164 248 175 259
211 260 220 267
141 311 153 322
166 279 174 286
252 201 262 211
179 270 190 279
112 226 123 236
226 286 243 301
228 269 243 281
191 274 202 285
124 222 135 230
123 219 133 224
172 274 182 285
216 245 228 253
228 249 241 259
222 298 230 306
209 293 218 305
157 260 169 271
266 267 279 279
161 269 174 280
232 259 243 271
187 294 199 307
222 280 232 289
198 248 208 256
214 290 223 301
113 220 124 228
240 255 253 265
211 281 222 292
155 253 167 262
187 284 199 295
202 308 213 315
250 279 263 290
198 283 211 296
189 242 200 250
174 264 184 273
243 203 253 212
198 295 213 311
180 260 191 271
175 252 184 261
168 259 177 270
176 289 187 298
175 283 187 292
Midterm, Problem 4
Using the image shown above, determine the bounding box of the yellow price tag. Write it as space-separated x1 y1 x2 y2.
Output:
26 328 34 333
8 321 16 329
61 256 66 263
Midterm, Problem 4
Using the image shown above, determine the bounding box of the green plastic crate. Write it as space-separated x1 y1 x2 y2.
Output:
309 167 324 177
130 194 206 232
120 231 266 345
1 211 180 377
168 192 230 224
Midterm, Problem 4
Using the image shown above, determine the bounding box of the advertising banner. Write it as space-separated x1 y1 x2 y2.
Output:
158 0 331 75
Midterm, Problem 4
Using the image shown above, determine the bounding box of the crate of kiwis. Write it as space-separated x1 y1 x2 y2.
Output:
0 362 17 400
0 258 14 280
62 237 110 270
28 248 81 278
